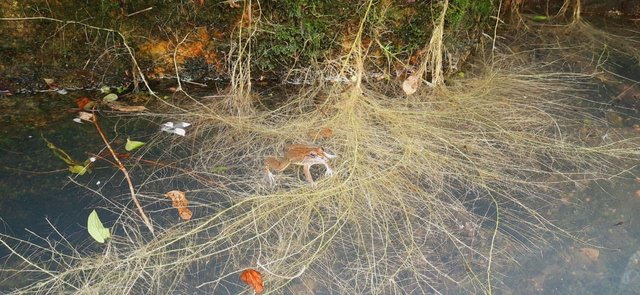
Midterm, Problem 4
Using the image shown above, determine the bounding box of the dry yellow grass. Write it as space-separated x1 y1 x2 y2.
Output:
2 2 639 294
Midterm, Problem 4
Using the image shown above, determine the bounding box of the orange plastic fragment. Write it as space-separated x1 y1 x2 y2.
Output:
164 190 193 221
240 268 263 294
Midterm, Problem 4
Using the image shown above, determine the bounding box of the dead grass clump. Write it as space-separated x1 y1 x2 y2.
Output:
2 2 640 293
4 47 639 294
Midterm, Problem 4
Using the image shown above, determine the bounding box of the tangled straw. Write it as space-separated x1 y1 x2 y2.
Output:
2 2 640 293
3 53 638 294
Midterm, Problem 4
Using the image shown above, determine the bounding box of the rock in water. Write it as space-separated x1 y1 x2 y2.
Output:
620 250 640 294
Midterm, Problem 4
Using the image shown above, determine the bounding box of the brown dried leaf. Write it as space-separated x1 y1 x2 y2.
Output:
43 78 57 88
165 190 193 221
240 269 263 294
402 75 419 95
78 111 94 122
106 101 147 112
178 207 193 220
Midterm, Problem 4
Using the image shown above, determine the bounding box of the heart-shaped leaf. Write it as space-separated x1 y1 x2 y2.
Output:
125 138 145 151
103 93 118 102
87 210 111 243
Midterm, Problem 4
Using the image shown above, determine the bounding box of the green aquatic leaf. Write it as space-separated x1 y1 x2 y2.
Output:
125 138 145 151
532 15 548 21
43 135 92 175
103 93 118 102
42 136 78 166
88 210 111 243
69 165 88 175
99 86 111 94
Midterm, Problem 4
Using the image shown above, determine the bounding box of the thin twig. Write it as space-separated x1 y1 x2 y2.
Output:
91 112 155 234
127 7 153 18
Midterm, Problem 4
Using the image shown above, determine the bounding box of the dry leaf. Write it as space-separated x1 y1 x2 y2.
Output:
106 101 147 112
240 269 263 294
75 97 95 110
402 75 419 95
78 111 94 122
43 78 58 88
165 190 193 221
579 247 599 262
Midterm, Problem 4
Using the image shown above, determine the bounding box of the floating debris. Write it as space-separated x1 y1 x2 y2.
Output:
160 122 191 136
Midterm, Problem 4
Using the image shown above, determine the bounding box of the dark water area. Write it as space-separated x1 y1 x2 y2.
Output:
0 82 289 261
0 93 160 259
2 91 638 294
0 110 93 251
1 84 640 294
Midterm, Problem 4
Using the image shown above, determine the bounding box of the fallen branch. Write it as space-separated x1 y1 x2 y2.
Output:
91 112 154 234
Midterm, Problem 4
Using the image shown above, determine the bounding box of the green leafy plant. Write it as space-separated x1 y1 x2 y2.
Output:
103 93 118 102
87 210 111 243
42 135 93 175
125 138 145 151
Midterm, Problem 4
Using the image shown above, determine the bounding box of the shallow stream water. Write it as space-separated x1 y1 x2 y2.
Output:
0 85 638 294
